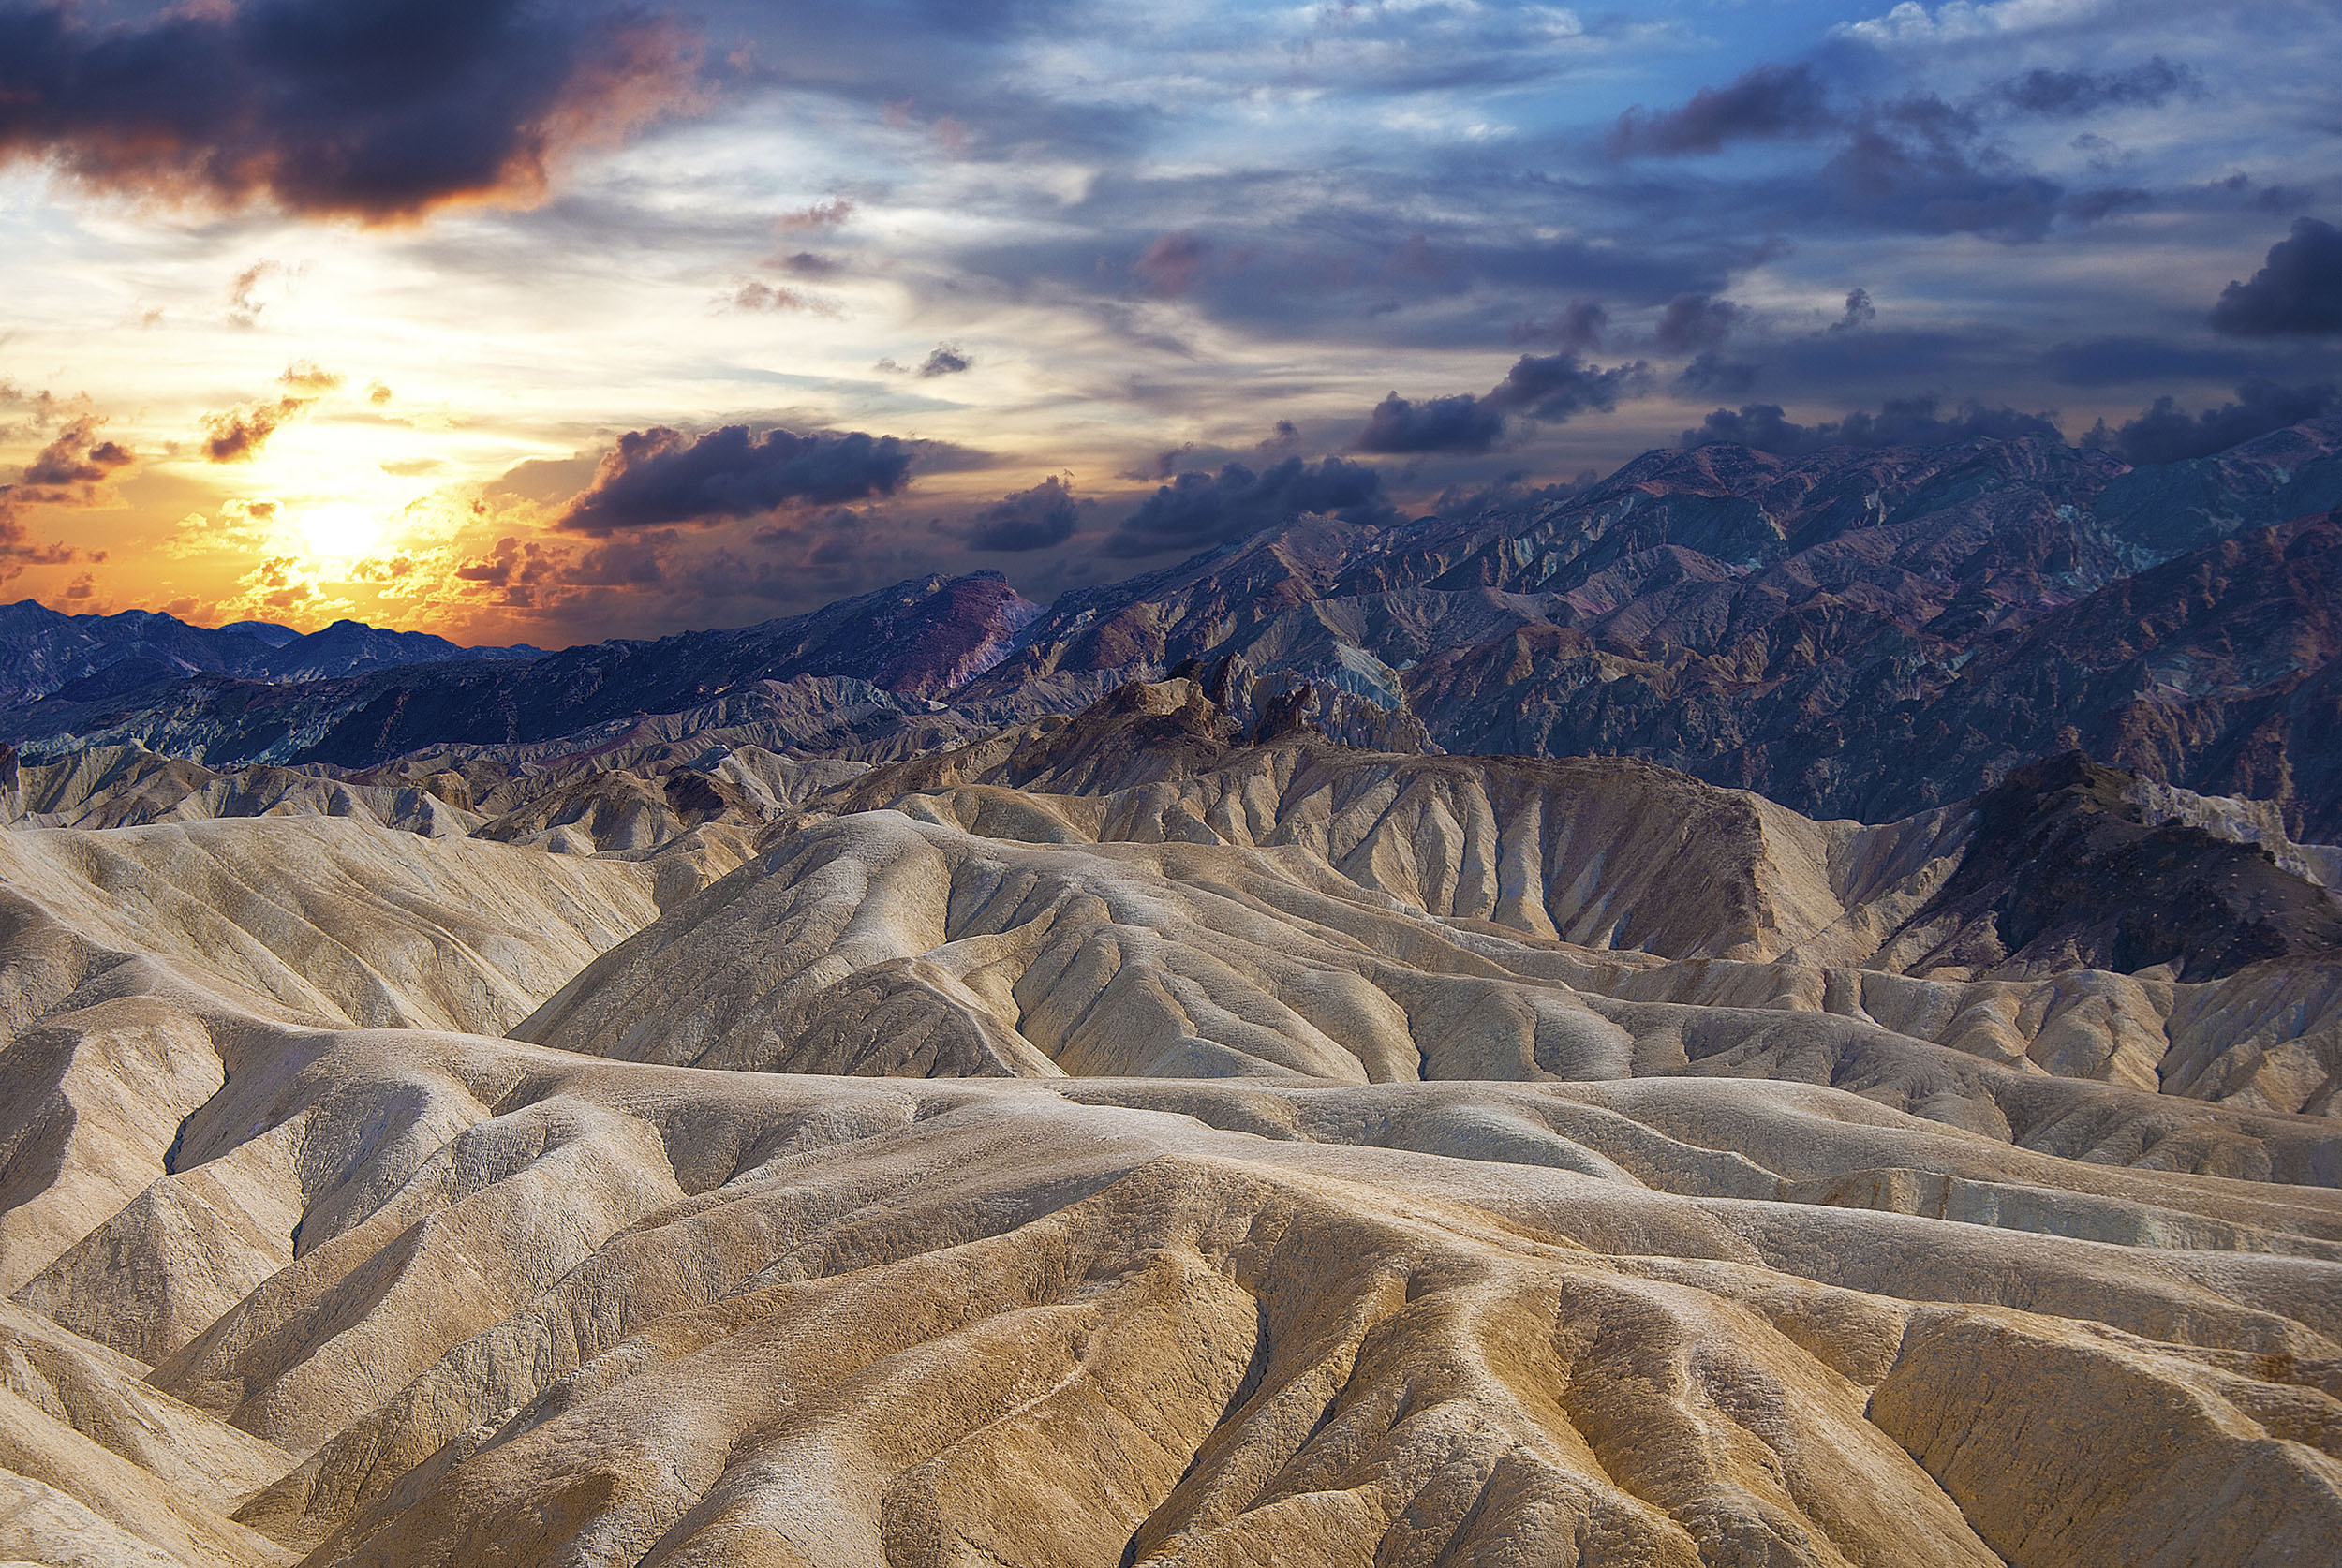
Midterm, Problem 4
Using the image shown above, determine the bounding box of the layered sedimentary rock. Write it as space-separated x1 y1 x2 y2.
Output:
3 680 2340 1565
7 975 2340 1568
527 682 2342 1137
0 737 855 864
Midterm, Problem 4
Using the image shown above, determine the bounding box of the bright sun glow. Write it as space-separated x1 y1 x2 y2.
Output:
292 502 390 562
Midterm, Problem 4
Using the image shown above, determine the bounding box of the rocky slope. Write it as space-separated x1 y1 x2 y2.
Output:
0 721 2338 1565
518 680 2342 1135
0 571 1039 769
9 420 2340 839
0 736 858 862
0 601 537 708
971 420 2342 834
18 680 2342 1125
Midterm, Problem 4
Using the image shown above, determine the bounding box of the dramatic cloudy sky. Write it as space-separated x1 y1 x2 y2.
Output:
1 0 2336 644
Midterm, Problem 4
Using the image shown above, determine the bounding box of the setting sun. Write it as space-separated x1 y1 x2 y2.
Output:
291 501 389 564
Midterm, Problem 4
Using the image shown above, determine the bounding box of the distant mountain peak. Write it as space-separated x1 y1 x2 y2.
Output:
8 420 2342 836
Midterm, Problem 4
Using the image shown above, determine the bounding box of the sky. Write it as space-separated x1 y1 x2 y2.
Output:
0 0 2336 648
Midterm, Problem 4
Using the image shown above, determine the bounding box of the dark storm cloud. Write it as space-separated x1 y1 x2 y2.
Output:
1830 288 1876 333
941 158 1745 354
18 417 134 489
1600 51 2201 244
1674 352 1759 397
453 528 677 606
2083 380 2340 465
2244 183 2318 218
2038 336 2306 387
556 424 915 534
569 532 675 587
1356 393 1505 455
1464 223 1740 308
1355 353 1649 456
0 528 82 578
1606 64 1835 157
1825 96 2064 242
1106 456 1393 557
1482 353 1651 421
917 344 973 377
1989 58 2199 118
895 437 1000 474
1122 446 1197 483
2210 218 2342 336
1611 52 2196 166
1652 293 1743 353
1754 323 2034 405
965 475 1079 551
0 0 700 219
1682 395 2063 454
2064 187 2153 226
1510 301 1608 353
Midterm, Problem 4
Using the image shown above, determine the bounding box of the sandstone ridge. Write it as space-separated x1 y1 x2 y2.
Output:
1 683 2339 1564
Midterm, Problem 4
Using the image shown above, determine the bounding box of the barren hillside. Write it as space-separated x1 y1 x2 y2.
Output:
1 680 2338 1565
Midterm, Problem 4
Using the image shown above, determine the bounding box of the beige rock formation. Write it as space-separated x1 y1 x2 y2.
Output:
18 996 2342 1567
4 738 859 859
4 687 2341 1564
3 745 482 838
0 816 664 1034
523 792 2342 1170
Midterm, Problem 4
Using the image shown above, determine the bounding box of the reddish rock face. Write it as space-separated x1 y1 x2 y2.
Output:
865 570 1043 697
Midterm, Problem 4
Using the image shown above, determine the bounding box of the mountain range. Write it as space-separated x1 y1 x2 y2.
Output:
11 417 2340 837
7 422 2342 1564
15 423 2342 825
0 600 539 709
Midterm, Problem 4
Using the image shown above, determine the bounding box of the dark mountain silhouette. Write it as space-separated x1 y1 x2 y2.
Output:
0 600 537 707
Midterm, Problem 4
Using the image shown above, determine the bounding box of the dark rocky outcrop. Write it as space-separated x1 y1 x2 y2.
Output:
1893 753 2342 981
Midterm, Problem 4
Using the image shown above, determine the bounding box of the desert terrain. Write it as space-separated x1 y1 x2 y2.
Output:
1 676 2336 1566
